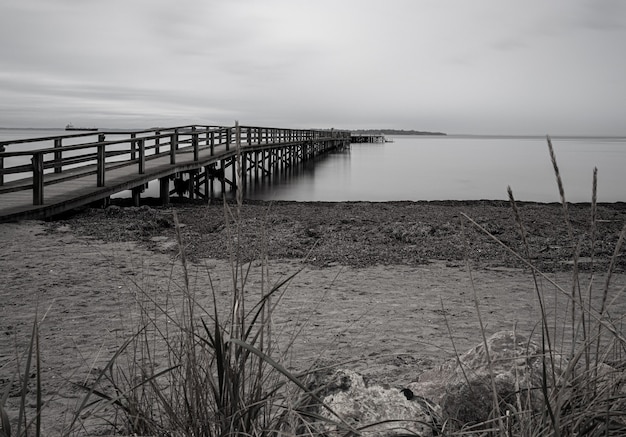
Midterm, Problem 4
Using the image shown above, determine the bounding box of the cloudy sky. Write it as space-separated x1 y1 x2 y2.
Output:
1 0 625 135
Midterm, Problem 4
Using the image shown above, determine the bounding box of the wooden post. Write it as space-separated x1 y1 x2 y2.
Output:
0 145 5 186
32 152 44 205
193 132 199 161
132 187 141 206
130 133 137 160
220 159 227 194
231 156 236 191
255 150 260 175
210 131 215 156
159 177 170 205
138 138 145 174
189 170 197 199
170 133 177 164
155 131 161 154
241 152 247 190
54 138 62 174
204 165 210 198
97 144 105 187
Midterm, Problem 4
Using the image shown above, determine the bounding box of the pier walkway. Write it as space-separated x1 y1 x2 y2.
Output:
0 124 350 222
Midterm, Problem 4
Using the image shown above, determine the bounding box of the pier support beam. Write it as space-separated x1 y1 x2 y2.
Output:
159 177 170 205
220 159 227 194
189 170 198 200
132 186 142 207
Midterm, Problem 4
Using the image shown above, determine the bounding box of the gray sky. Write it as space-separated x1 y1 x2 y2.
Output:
1 0 625 135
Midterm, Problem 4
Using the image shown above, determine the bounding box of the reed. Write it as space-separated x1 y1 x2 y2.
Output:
71 129 351 436
455 136 626 436
1 307 47 437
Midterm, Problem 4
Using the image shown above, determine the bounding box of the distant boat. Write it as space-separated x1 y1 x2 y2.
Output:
65 123 98 131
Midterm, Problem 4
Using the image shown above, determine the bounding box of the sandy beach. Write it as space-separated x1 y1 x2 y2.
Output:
1 200 625 435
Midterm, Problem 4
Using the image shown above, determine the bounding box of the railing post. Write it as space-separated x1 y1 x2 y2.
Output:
170 133 177 164
226 128 231 151
210 131 215 156
138 138 145 174
192 132 199 161
32 152 44 205
130 133 137 160
54 138 62 174
155 131 161 154
97 143 105 187
0 145 5 186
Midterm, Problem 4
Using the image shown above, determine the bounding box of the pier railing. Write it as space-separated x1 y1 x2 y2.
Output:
0 124 349 207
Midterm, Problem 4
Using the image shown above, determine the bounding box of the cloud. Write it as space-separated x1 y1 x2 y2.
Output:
0 0 624 134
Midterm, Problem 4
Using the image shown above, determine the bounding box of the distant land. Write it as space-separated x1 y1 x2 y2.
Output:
350 129 446 136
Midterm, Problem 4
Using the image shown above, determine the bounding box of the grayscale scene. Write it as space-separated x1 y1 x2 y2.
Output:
1 1 626 436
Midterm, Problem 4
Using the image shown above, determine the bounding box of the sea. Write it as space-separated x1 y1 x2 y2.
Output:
1 128 625 203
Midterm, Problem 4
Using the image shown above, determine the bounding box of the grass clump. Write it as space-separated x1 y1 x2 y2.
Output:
72 124 345 436
452 136 626 436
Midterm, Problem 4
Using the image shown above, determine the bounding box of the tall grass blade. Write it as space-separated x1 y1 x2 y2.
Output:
16 314 38 437
457 215 505 432
69 326 147 431
35 318 41 437
507 186 555 357
0 404 9 437
547 135 574 240
228 338 359 434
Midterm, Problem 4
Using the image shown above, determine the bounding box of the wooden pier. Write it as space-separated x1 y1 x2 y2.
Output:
350 134 386 143
0 123 350 222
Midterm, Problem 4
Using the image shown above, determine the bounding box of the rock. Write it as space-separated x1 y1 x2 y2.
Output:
409 330 626 429
105 204 122 215
318 369 441 437
408 331 555 426
412 331 626 433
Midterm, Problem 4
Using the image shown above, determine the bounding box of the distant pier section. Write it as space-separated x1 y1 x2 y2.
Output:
350 134 386 143
351 128 446 143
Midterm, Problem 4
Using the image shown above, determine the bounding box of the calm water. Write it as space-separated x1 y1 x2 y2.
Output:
2 129 625 203
246 135 626 203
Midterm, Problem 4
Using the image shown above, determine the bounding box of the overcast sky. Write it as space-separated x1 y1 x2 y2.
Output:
1 1 625 135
